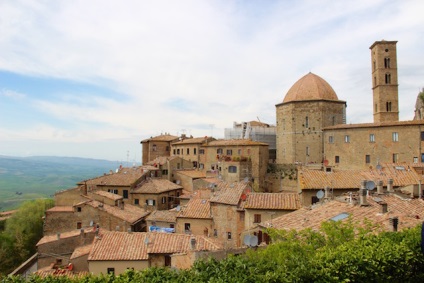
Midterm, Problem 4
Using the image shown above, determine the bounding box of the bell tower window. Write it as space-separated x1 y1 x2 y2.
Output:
385 73 391 84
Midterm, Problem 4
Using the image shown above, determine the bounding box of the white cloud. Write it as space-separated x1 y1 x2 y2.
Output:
0 88 26 100
0 0 424 159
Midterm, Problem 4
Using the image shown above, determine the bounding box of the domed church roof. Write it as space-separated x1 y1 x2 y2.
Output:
283 72 339 103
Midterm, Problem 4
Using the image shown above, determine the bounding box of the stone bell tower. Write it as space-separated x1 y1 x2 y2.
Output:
370 40 399 123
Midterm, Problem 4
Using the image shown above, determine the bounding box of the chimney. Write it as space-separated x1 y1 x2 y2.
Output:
389 217 399 232
128 228 132 233
360 180 368 206
377 180 384 194
121 201 124 210
387 179 394 192
324 187 329 199
57 233 61 240
190 236 196 250
83 181 88 195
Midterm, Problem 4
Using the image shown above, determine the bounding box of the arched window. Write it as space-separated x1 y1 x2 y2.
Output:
384 58 391 68
386 101 392 112
385 73 391 84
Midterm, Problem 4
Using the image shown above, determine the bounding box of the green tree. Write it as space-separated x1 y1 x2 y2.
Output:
0 199 53 276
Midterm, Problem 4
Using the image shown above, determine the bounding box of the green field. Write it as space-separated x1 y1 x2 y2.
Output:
0 156 124 211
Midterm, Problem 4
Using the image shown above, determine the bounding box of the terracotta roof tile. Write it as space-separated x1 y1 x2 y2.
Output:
88 231 222 261
202 139 269 147
133 179 183 194
178 199 211 219
93 190 123 201
146 210 178 223
299 165 419 190
244 193 301 210
210 182 251 205
262 193 424 232
172 137 215 145
147 156 179 166
141 134 179 143
70 244 92 259
175 170 206 178
86 200 149 223
46 206 74 212
35 268 89 279
37 228 94 246
80 167 146 187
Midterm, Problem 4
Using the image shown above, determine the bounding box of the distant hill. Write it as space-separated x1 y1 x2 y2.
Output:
0 156 132 211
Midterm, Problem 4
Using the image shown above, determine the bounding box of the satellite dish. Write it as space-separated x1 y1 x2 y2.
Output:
176 180 181 185
243 235 251 246
243 177 249 183
316 190 324 199
366 181 375 190
376 164 382 170
176 205 181 211
249 236 258 247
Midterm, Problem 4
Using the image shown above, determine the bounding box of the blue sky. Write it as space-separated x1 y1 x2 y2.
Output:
1 0 424 161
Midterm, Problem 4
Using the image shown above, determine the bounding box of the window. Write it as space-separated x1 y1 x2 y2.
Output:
184 223 191 232
414 157 418 163
108 189 118 194
344 135 350 143
162 196 166 204
386 101 392 112
365 155 371 164
213 229 218 237
335 156 340 163
228 166 237 173
170 224 175 228
375 103 377 113
227 149 233 155
194 148 197 155
199 163 204 169
373 61 376 71
107 268 115 275
330 213 349 222
77 222 82 229
393 153 398 163
385 73 391 84
328 136 334 143
217 148 223 154
166 146 170 152
77 207 82 212
227 232 232 240
173 149 176 155
254 214 261 223
123 190 128 199
305 116 309 128
392 132 399 142
199 149 205 154
422 153 424 163
177 163 181 169
311 196 319 205
238 149 242 155
177 149 180 154
134 199 139 205
146 199 156 206
384 57 391 68
187 148 190 155
421 131 424 141
332 116 336 126
165 255 171 267
306 146 310 156
369 134 375 142
152 144 157 151
162 169 168 175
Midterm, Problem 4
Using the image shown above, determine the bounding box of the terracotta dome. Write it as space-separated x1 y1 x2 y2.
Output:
283 72 339 103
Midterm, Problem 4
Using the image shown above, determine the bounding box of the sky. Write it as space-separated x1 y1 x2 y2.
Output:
1 0 424 162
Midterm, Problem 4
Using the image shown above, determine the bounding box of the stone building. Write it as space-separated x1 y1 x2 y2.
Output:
171 136 215 169
141 134 179 165
175 198 213 236
275 72 346 165
322 40 424 169
199 139 269 191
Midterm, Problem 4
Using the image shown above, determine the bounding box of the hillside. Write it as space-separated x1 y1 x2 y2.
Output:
0 156 128 211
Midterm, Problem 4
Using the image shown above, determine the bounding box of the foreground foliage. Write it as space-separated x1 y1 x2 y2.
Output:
0 199 54 276
2 219 424 282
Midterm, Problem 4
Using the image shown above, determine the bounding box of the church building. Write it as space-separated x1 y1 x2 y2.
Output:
276 40 424 170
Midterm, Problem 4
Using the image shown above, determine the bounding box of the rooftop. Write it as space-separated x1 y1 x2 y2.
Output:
141 134 179 143
178 199 212 219
172 136 215 145
282 72 341 104
85 200 149 223
70 244 92 259
80 166 146 187
175 170 207 178
37 228 94 246
88 231 223 261
93 190 123 201
133 178 183 194
244 193 301 210
146 210 178 223
202 139 268 147
210 181 251 206
261 193 424 232
323 119 424 130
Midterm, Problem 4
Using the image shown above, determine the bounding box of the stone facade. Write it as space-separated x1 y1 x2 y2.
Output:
141 134 179 165
323 121 424 169
199 140 269 191
276 98 346 165
171 137 215 169
370 40 399 123
210 203 245 248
